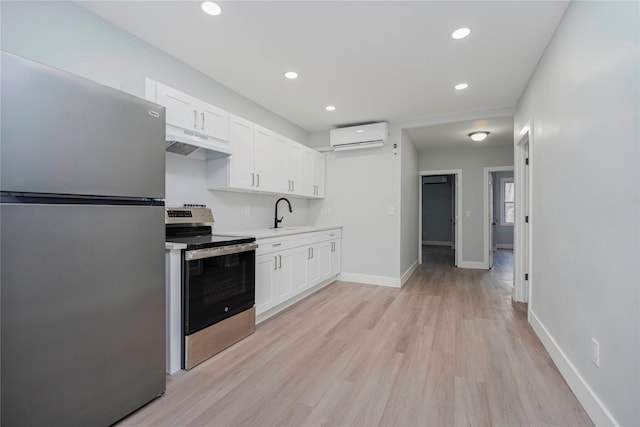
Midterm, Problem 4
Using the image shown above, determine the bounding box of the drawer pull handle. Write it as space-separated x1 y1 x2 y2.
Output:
272 243 282 247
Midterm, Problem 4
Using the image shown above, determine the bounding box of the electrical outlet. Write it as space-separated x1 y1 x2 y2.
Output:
388 206 395 216
244 205 250 215
465 210 471 218
325 206 331 215
591 338 600 367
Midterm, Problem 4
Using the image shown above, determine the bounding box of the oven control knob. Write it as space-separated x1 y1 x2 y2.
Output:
224 307 229 312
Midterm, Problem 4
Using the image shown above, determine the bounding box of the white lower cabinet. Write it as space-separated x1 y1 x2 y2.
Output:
255 254 277 313
255 229 341 319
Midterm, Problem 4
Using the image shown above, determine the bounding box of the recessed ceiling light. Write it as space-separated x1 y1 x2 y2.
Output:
356 130 365 133
201 2 221 16
451 27 471 40
455 83 469 90
284 71 298 80
468 131 489 142
325 105 336 111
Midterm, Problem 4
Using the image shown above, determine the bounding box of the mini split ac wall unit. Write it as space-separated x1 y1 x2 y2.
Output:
329 122 388 151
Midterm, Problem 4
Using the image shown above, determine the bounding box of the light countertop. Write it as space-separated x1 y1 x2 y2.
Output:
165 242 187 250
224 224 342 240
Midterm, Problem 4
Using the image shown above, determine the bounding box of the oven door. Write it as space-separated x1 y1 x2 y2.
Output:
183 243 257 335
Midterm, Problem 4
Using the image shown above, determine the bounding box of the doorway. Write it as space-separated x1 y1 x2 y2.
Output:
514 128 531 304
419 169 462 268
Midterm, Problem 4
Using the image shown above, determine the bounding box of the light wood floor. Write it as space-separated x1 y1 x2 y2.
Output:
119 248 592 426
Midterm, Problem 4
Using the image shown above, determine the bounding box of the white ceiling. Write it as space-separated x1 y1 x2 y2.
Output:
407 116 513 151
79 0 568 148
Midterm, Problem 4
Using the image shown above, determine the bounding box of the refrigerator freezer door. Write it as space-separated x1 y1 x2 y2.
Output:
1 204 166 426
0 51 165 199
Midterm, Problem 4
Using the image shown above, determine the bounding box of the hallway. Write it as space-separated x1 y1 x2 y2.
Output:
119 252 592 426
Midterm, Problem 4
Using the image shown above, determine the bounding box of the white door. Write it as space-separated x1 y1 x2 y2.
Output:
329 240 341 276
253 125 273 191
155 83 198 130
312 152 325 197
272 135 289 193
286 142 302 194
524 143 530 300
199 101 229 141
317 241 332 281
255 254 277 314
290 246 309 294
489 173 494 269
300 148 314 196
452 174 458 266
228 115 255 189
274 252 293 302
307 244 321 285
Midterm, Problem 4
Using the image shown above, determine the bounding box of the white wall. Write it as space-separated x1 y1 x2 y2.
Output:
514 1 639 425
419 145 514 266
1 1 313 231
400 129 419 278
309 130 402 285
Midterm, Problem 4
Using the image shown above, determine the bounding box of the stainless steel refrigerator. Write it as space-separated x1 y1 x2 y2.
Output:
1 51 166 426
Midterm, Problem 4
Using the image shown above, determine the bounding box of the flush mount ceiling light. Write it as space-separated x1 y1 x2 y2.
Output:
451 27 471 39
468 131 490 142
455 83 469 90
284 71 298 79
201 2 221 16
325 105 336 111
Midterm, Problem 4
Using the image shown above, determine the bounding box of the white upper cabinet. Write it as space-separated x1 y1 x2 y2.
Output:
285 140 302 194
149 80 229 144
227 115 254 189
312 151 325 197
272 134 289 194
253 125 274 192
208 118 325 198
199 101 229 141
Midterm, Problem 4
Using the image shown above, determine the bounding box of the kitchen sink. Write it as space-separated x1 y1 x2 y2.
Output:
269 227 298 231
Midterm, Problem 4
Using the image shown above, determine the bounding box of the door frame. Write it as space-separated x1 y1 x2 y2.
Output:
483 166 514 269
513 125 533 304
419 169 462 268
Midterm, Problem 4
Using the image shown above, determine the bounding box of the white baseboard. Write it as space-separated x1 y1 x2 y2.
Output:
256 276 337 324
338 272 401 288
422 240 453 246
400 261 419 287
459 261 487 270
529 310 618 427
497 243 514 249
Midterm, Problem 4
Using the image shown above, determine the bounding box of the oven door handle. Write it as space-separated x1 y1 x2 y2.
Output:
185 243 258 260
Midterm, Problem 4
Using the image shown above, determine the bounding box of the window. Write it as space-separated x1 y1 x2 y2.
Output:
501 177 514 226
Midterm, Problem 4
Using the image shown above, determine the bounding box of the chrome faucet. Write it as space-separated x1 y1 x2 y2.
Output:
274 197 292 228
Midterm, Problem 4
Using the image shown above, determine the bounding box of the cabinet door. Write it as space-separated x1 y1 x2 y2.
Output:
290 246 309 294
254 125 274 191
155 82 198 130
255 254 277 314
228 115 255 189
330 239 341 276
274 252 293 303
199 101 229 141
300 148 314 196
272 135 289 194
312 151 325 197
306 244 321 286
317 241 332 282
286 142 303 194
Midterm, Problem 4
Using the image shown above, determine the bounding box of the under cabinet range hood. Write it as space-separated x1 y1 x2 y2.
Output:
145 78 232 159
165 124 232 159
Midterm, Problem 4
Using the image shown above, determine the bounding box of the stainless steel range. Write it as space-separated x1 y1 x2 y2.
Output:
165 206 257 370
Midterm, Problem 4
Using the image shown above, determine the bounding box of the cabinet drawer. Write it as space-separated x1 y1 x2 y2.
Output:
256 237 293 256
